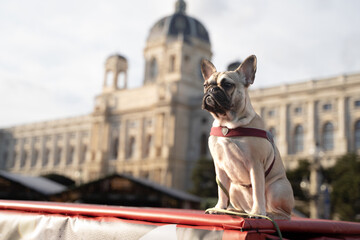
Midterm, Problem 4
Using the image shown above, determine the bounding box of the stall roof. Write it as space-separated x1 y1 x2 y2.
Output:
0 171 66 195
121 173 201 202
62 173 201 203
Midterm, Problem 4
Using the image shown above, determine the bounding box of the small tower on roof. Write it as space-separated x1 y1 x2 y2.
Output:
175 0 186 13
103 54 128 92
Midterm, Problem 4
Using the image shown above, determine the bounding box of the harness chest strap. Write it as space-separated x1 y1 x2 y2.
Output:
210 126 276 179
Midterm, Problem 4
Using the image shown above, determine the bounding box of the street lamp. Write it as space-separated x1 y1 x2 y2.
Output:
301 143 325 218
309 143 325 218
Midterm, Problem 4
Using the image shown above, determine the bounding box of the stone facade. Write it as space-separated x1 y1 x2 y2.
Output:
1 1 360 191
0 116 92 183
250 74 360 169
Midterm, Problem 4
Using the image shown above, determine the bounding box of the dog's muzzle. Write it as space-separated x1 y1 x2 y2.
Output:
202 87 231 115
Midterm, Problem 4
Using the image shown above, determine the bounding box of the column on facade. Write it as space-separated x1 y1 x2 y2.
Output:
39 136 45 168
155 113 165 157
48 134 56 168
75 131 81 167
60 134 67 167
278 103 288 157
124 71 128 89
119 120 126 161
305 100 316 155
162 112 175 159
137 118 144 161
13 140 18 169
100 122 110 174
28 137 35 169
89 123 98 163
141 118 147 160
337 96 348 154
29 137 39 168
36 136 44 169
15 139 24 170
90 123 99 163
112 70 117 89
94 121 107 164
25 138 31 169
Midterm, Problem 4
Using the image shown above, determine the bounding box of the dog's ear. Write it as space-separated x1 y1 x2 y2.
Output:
201 59 217 81
236 55 257 87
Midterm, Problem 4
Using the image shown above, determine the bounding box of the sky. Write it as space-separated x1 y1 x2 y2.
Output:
1 0 360 127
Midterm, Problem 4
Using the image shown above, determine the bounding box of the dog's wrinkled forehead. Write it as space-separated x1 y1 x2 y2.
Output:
207 71 240 85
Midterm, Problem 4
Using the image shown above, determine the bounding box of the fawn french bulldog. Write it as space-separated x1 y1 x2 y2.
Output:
202 55 294 219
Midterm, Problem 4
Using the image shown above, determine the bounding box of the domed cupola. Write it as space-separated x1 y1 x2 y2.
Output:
147 0 210 44
143 0 212 86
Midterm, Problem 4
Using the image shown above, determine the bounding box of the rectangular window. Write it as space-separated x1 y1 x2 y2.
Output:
294 107 302 114
354 100 360 108
323 103 332 111
169 55 176 72
268 109 276 117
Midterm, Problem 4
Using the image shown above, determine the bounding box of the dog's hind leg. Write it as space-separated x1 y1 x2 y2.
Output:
266 178 294 220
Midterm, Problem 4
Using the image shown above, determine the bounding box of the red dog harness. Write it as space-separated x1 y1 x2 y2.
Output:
210 126 276 178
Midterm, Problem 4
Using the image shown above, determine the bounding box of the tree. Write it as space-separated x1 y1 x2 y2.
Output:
190 157 217 198
286 159 311 201
326 153 360 221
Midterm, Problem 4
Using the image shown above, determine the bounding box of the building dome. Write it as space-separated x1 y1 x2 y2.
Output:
227 61 242 71
106 54 127 61
147 0 210 44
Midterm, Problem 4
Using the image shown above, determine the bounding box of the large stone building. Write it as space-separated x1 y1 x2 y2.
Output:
0 0 213 191
1 0 360 191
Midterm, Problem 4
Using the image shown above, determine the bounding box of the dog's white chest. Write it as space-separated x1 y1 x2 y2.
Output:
209 136 251 183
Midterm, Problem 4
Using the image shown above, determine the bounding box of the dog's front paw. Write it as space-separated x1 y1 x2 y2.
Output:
205 208 226 215
248 209 267 219
205 202 228 214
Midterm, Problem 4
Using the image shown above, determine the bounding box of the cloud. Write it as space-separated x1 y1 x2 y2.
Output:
193 0 360 87
0 0 360 127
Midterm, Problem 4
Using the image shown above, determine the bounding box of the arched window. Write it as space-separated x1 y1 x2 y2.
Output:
43 149 50 166
112 137 119 159
143 135 153 158
21 151 28 168
67 146 74 165
31 149 38 167
80 145 87 164
105 71 113 86
2 151 8 169
323 122 334 151
200 133 208 156
12 152 17 168
149 58 158 80
294 125 304 153
127 136 136 159
355 120 360 150
117 72 126 89
54 148 62 166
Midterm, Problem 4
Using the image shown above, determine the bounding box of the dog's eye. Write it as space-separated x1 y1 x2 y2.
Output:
203 83 209 88
222 82 234 89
